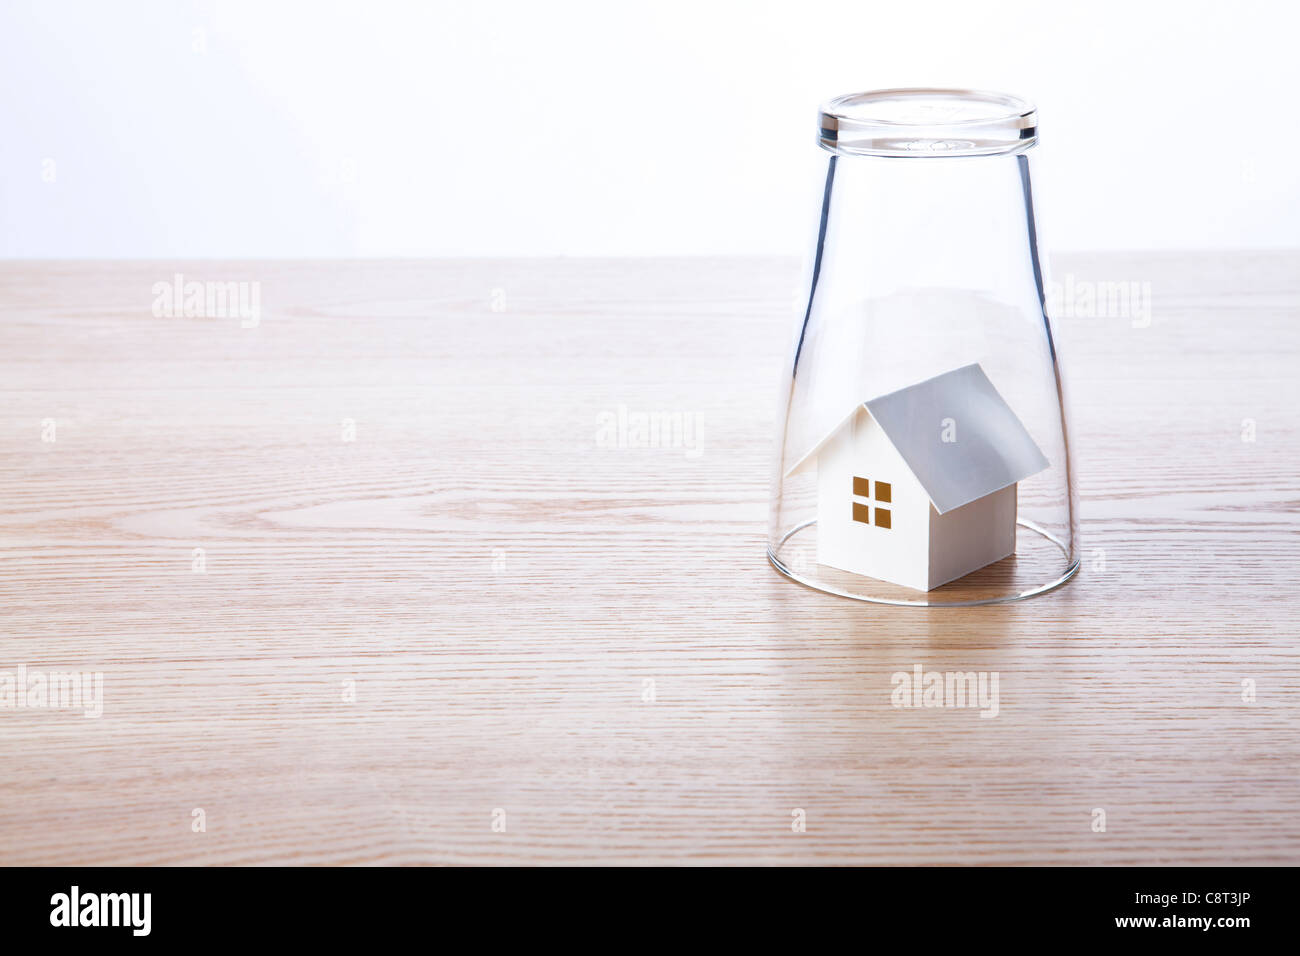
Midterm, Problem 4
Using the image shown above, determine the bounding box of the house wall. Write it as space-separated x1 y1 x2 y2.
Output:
927 484 1018 589
816 410 931 591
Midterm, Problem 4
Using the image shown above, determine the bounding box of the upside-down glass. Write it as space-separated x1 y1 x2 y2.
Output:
768 89 1079 606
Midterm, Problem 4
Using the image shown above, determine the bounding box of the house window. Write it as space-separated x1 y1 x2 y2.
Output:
852 477 892 529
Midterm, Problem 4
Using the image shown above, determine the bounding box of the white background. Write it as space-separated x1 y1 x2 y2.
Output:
2 0 1297 258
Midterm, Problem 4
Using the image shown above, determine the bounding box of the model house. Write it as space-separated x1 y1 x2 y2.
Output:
786 363 1049 591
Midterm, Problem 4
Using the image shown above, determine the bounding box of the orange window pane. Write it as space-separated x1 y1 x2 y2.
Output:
852 502 871 524
874 507 891 529
875 481 892 503
853 476 870 497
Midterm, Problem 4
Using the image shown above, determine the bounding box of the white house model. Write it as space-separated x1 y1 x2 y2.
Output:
787 363 1049 592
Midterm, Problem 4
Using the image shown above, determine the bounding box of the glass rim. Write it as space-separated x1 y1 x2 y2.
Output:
768 519 1079 607
819 88 1038 158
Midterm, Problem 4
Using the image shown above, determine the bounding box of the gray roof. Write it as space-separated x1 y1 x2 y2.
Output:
788 363 1049 514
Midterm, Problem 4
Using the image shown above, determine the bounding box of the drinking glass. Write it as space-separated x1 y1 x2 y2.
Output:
768 89 1079 606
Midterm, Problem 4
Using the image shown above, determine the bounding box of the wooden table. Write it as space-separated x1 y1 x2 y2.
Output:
0 253 1296 865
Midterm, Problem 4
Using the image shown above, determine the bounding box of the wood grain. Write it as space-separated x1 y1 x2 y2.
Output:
0 253 1296 865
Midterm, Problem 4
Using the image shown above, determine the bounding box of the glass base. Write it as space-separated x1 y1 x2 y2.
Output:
768 519 1079 607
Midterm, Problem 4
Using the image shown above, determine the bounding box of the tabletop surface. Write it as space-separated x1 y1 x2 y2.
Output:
0 253 1296 865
